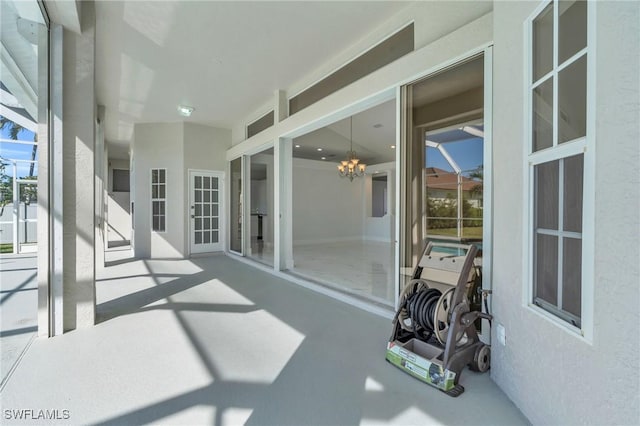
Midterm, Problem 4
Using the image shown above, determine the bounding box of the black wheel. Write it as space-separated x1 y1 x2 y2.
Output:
469 344 491 372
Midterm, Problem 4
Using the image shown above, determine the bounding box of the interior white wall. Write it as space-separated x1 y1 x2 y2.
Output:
491 2 640 425
292 158 364 245
364 169 395 243
107 159 130 244
132 122 184 259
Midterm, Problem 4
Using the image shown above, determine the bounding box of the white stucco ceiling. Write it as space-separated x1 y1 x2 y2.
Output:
95 1 411 158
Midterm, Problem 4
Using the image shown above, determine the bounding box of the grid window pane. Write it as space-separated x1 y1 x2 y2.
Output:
159 169 166 183
204 177 210 189
563 154 583 232
533 78 554 151
212 178 218 190
559 0 587 64
212 218 219 230
195 190 201 202
159 185 165 198
533 3 554 82
203 204 210 217
152 186 158 198
152 169 158 183
212 231 219 243
195 218 202 231
204 218 211 230
159 202 165 215
203 232 210 244
204 190 210 202
159 217 165 232
195 204 201 216
535 160 559 230
195 232 202 244
212 204 219 216
535 233 558 306
195 176 202 189
562 237 582 317
212 190 219 203
152 201 159 215
558 56 587 143
153 216 160 231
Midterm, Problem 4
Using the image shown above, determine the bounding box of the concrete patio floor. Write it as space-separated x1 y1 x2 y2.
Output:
0 253 37 389
0 249 529 425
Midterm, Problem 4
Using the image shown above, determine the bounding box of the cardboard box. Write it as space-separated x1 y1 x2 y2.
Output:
385 339 456 391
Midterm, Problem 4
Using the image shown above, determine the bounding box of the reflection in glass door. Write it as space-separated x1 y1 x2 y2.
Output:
229 157 243 254
400 52 492 342
401 55 485 284
248 148 274 266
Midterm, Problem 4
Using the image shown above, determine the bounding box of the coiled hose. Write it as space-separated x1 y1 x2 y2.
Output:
395 280 443 341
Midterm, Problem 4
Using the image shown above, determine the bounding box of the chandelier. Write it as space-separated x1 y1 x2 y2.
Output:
337 116 366 181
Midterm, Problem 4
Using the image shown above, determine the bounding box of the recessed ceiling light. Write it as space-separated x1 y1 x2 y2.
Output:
178 105 194 117
317 148 323 151
390 145 396 149
373 123 383 128
321 157 326 160
295 144 301 148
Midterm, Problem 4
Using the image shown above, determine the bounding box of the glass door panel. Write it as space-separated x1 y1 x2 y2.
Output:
248 148 274 266
229 157 243 254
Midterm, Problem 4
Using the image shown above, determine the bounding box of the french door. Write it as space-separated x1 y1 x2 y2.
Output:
189 171 224 254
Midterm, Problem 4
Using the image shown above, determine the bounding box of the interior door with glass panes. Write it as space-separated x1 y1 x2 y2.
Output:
190 171 224 253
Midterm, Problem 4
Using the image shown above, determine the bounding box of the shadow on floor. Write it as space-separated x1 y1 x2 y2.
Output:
91 255 527 426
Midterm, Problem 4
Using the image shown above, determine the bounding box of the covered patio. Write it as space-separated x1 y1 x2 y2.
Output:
1 251 527 425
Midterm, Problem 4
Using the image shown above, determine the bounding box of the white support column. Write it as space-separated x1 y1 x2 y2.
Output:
37 19 52 337
274 90 288 123
242 155 250 256
50 24 64 336
274 137 293 271
57 2 96 331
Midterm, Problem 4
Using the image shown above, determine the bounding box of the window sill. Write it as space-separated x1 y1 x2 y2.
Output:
524 302 593 345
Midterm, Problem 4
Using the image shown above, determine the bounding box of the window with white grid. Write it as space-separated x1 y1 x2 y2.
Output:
151 168 166 232
527 0 591 330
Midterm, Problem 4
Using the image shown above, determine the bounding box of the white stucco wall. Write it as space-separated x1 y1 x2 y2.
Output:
491 2 640 425
133 122 231 258
132 123 185 259
107 159 130 244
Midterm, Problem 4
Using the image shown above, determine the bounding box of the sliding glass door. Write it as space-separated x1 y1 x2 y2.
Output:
229 157 243 254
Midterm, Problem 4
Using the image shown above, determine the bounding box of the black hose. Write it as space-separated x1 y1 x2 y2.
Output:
405 287 442 341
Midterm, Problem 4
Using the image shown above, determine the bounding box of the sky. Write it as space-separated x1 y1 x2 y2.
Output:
426 136 484 175
0 120 38 178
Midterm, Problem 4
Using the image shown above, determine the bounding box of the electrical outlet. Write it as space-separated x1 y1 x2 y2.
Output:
497 323 506 346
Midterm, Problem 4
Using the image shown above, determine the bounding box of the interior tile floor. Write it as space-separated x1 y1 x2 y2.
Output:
1 249 528 425
251 240 395 305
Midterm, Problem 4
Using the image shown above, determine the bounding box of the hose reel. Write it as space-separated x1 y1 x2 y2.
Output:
396 281 465 345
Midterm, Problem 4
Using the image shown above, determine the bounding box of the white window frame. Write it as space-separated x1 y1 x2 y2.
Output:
523 0 595 342
150 168 167 233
